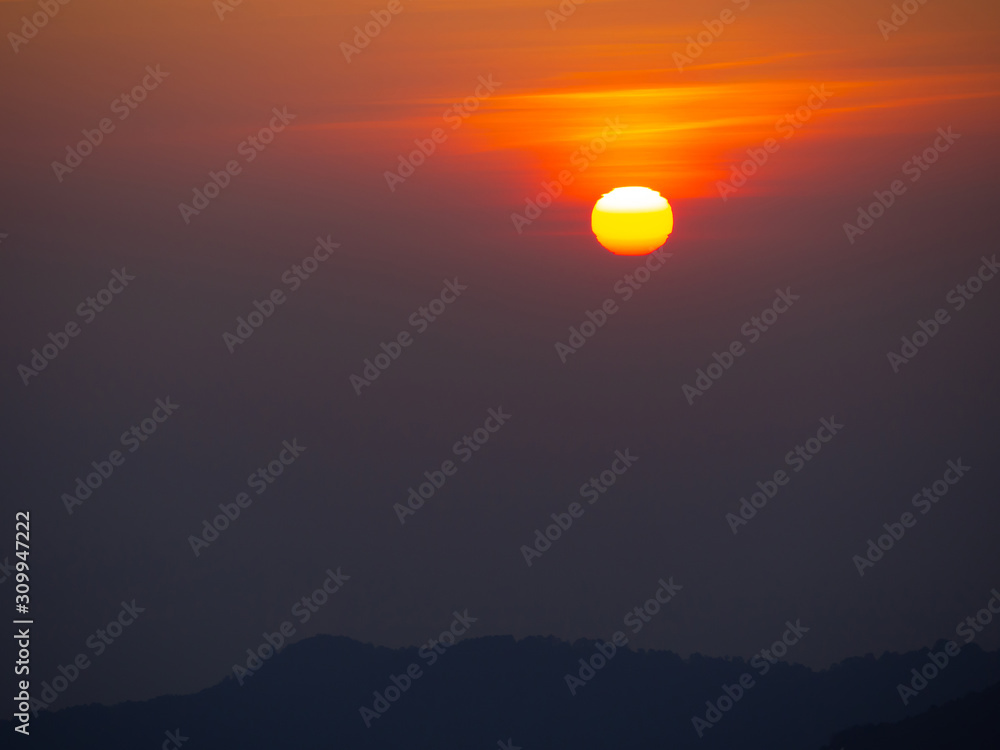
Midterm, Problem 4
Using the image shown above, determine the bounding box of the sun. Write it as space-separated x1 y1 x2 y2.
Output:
591 187 674 255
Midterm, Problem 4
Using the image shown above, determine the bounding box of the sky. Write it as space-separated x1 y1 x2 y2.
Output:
1 0 999 709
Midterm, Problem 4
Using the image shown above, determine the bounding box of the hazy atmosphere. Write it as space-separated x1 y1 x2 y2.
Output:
2 1 998 747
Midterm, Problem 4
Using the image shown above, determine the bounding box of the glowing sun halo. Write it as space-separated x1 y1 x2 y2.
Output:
591 187 674 255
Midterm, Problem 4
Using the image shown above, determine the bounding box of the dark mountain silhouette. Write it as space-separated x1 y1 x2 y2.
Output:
7 634 1000 749
823 680 1000 749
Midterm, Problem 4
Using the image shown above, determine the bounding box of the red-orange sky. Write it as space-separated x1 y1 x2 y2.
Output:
4 0 999 243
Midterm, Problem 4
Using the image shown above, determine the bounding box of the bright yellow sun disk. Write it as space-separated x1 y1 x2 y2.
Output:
591 187 674 255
